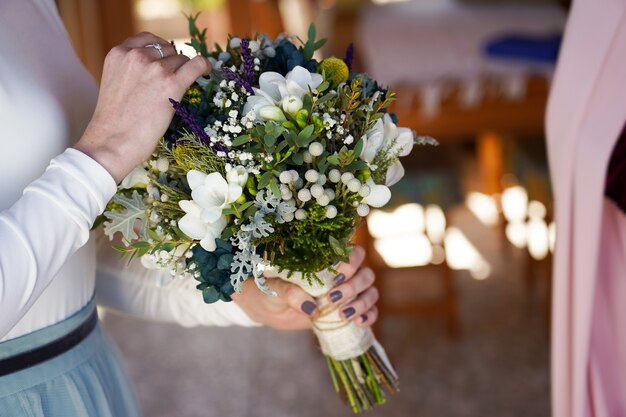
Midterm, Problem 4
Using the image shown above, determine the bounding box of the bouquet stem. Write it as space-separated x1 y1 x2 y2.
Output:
264 266 399 413
326 344 399 413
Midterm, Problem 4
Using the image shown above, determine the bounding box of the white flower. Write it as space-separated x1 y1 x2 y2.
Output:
360 114 413 162
187 170 242 223
360 114 413 186
385 160 405 186
281 95 303 115
178 200 227 252
121 165 150 188
243 66 323 121
363 179 391 208
226 165 249 187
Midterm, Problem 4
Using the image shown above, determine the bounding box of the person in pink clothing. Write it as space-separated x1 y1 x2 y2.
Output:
546 0 626 416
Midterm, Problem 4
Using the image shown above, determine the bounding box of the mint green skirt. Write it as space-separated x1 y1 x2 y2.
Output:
0 298 140 417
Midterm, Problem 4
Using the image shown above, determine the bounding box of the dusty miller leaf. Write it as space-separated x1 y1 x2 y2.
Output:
103 191 147 242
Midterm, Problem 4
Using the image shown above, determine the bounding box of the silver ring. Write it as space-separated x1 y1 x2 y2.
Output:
145 42 164 59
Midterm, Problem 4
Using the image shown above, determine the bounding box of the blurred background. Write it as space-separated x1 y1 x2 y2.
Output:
56 0 568 415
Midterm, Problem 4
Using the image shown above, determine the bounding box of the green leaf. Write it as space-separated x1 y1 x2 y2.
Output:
329 235 346 256
303 94 313 113
103 191 147 242
238 201 255 212
303 42 314 61
263 134 277 149
353 138 364 158
291 152 304 165
317 81 330 92
282 121 298 131
326 154 340 165
307 23 316 42
269 179 281 199
258 172 272 189
314 39 328 50
147 229 161 242
232 134 251 146
346 160 368 170
298 124 315 139
202 287 221 304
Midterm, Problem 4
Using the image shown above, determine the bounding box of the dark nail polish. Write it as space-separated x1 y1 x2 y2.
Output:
334 273 346 286
361 314 368 323
301 301 317 315
329 290 343 303
343 307 356 319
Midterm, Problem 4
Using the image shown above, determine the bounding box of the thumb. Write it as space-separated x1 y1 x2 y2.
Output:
174 55 212 91
269 279 318 316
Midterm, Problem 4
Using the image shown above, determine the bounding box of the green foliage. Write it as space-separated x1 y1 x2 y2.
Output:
257 205 358 283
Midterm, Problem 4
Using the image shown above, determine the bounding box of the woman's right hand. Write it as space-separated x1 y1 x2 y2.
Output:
75 32 211 183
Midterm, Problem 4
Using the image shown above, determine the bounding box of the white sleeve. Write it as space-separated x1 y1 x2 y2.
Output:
0 149 116 338
94 233 261 328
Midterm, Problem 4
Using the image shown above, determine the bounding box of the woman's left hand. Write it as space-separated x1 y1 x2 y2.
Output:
232 246 379 330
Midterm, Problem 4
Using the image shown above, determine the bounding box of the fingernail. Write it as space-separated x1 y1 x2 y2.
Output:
361 314 368 323
301 301 317 315
329 290 343 303
334 273 346 286
343 307 356 319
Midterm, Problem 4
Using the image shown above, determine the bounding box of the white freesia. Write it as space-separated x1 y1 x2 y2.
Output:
360 114 414 186
361 114 413 163
243 66 323 121
226 165 249 187
363 179 391 208
186 170 242 223
281 95 303 115
120 165 150 188
385 161 405 186
178 200 227 252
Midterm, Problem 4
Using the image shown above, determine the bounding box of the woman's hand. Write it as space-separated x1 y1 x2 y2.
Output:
232 246 379 330
75 32 211 183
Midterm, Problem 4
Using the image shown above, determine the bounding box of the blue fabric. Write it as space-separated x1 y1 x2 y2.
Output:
483 33 562 64
0 298 140 417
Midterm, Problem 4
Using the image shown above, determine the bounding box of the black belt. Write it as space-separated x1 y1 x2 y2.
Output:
0 309 98 377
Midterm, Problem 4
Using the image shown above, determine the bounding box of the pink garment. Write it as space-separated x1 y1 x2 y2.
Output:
546 1 626 417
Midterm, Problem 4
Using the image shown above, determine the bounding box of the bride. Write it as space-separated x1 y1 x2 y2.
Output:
0 1 380 415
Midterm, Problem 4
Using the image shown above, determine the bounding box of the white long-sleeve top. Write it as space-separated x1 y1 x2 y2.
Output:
0 0 257 342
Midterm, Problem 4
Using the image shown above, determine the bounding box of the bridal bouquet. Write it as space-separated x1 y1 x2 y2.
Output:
103 15 434 412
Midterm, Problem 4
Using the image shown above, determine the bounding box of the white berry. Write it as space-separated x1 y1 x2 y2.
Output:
309 142 324 157
328 169 341 183
341 172 354 184
310 184 324 198
305 169 320 183
295 209 307 220
297 189 312 202
357 203 370 216
326 205 338 218
347 178 362 193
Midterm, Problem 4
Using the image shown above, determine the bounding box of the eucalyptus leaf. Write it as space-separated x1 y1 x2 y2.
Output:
258 172 272 189
232 134 251 147
202 287 220 303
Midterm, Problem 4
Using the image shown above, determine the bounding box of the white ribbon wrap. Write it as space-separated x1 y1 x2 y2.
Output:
264 267 375 361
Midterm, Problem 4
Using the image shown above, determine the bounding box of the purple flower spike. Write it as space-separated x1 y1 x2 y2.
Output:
240 39 256 86
344 43 354 72
169 98 229 154
222 67 253 95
